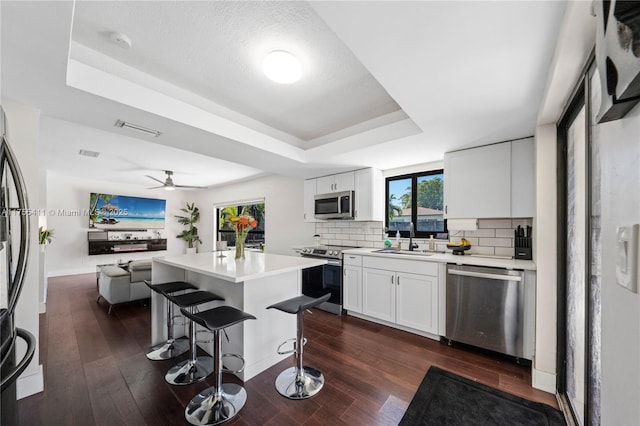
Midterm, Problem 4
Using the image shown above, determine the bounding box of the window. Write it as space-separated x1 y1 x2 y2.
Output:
217 202 265 248
386 170 446 238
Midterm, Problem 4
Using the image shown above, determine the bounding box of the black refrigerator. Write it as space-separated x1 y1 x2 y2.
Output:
0 105 35 425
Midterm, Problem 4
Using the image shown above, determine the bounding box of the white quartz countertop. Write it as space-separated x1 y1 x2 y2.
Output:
153 251 327 283
342 248 536 270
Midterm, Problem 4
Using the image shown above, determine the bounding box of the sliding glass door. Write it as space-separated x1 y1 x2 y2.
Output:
557 57 601 426
564 102 587 425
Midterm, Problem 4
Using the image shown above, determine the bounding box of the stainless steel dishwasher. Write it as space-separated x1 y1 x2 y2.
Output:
446 264 528 359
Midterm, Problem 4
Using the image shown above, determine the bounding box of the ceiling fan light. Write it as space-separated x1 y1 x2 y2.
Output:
164 185 175 191
262 50 302 84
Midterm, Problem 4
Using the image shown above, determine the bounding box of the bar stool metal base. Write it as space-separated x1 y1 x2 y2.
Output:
165 356 214 386
274 366 324 399
185 383 247 426
146 337 189 361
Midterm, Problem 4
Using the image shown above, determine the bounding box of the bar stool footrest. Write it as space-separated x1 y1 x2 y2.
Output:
165 356 214 386
221 353 245 374
276 337 307 355
195 329 214 344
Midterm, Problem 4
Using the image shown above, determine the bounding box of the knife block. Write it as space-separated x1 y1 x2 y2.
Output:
514 237 532 260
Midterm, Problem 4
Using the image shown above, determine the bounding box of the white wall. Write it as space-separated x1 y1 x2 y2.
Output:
45 171 189 276
597 103 640 425
194 174 315 255
2 100 44 398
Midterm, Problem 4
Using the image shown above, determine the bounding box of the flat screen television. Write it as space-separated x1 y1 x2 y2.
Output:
89 193 166 230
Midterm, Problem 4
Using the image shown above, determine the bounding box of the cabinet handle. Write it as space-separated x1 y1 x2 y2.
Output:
397 276 400 285
445 205 448 214
344 269 347 276
391 276 394 284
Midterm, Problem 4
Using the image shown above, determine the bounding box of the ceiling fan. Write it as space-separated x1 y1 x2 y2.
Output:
146 170 207 191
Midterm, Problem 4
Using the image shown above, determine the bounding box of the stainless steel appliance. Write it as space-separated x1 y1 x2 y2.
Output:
314 191 354 220
298 245 355 314
0 106 36 425
446 264 529 359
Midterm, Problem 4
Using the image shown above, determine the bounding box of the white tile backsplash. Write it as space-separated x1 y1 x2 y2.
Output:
315 218 533 259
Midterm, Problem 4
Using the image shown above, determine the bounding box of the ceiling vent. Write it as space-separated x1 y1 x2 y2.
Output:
78 149 100 158
114 119 162 137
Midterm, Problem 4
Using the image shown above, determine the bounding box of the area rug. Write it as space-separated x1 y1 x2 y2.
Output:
399 366 566 426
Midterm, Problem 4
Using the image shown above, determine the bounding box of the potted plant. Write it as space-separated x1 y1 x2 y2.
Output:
175 202 202 254
39 226 54 251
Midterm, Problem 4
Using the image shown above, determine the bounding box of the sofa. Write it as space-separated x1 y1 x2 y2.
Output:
97 260 152 314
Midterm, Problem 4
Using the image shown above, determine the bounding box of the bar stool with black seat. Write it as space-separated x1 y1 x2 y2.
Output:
180 305 256 426
266 293 331 399
144 280 199 360
163 290 225 386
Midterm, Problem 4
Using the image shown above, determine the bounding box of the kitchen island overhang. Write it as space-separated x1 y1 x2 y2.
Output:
150 251 327 381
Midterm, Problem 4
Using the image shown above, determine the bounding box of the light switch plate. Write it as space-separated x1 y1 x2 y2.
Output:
616 224 639 293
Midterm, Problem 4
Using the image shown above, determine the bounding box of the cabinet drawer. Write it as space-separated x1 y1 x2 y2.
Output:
343 254 362 266
362 256 438 276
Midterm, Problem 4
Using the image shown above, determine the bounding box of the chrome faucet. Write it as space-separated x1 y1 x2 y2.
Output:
409 222 419 251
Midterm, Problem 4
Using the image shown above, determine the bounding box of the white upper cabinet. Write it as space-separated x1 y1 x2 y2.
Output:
354 168 384 221
510 138 535 218
316 171 355 194
303 178 317 222
444 138 534 219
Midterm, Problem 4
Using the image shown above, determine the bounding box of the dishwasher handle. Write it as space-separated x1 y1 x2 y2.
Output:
448 269 522 282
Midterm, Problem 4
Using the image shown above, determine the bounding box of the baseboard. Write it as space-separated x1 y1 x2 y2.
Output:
346 311 441 341
49 267 95 277
16 364 44 399
532 367 556 393
39 302 46 314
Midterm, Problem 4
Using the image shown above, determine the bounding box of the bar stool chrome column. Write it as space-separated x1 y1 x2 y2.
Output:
267 293 330 399
180 305 256 426
164 290 224 386
144 280 198 360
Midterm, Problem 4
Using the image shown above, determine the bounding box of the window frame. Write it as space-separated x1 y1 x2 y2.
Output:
216 203 265 246
385 169 447 239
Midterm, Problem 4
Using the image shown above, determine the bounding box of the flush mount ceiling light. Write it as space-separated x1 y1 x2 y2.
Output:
114 119 161 137
262 50 302 84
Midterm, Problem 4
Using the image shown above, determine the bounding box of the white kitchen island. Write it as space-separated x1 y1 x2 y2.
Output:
150 251 326 381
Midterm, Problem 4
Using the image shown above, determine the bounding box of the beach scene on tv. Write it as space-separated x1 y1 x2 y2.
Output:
89 193 166 230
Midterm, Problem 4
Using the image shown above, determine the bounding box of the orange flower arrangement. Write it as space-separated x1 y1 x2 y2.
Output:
229 209 258 259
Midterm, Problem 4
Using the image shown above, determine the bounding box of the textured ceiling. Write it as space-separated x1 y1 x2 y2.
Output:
71 1 405 142
1 1 567 188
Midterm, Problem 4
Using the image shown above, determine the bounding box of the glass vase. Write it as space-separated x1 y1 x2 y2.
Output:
235 235 245 259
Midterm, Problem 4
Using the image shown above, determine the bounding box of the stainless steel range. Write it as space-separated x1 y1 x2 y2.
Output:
298 245 356 315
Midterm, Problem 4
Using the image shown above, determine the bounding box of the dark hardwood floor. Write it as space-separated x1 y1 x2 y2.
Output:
19 273 558 425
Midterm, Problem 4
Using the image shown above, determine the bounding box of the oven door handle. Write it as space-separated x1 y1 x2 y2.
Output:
301 255 341 267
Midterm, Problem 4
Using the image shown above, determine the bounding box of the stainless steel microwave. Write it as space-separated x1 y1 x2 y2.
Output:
314 191 354 220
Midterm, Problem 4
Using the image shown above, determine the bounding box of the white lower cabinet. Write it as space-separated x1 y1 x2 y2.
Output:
360 256 439 335
343 258 363 313
362 268 395 322
395 272 438 333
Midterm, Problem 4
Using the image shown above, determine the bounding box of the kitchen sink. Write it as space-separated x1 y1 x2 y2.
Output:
373 248 435 257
